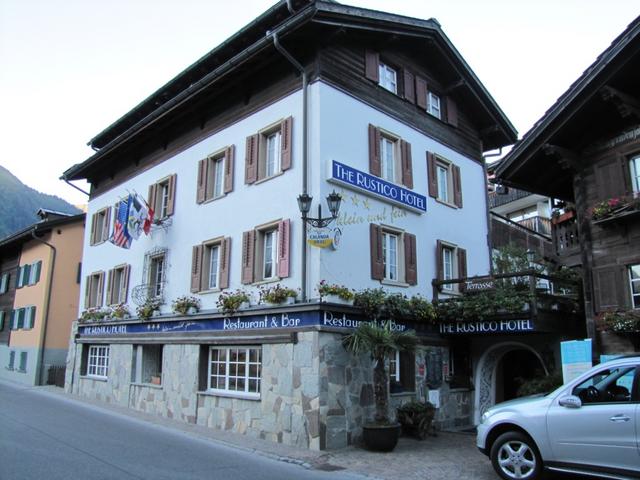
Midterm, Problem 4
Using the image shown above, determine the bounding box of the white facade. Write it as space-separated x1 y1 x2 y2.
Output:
79 81 490 316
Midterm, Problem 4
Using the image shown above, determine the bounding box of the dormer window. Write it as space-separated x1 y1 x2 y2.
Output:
378 62 397 94
427 92 441 119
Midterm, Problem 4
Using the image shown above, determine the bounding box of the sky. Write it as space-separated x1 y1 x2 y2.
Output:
1 0 638 206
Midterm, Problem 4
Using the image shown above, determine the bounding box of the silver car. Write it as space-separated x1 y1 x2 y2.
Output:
477 355 640 479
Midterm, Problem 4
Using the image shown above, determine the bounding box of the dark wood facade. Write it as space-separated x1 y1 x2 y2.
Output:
497 16 640 354
0 246 19 345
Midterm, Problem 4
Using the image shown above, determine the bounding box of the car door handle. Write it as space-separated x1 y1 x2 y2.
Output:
609 414 631 422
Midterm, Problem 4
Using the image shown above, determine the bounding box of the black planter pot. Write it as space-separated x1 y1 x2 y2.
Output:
362 423 401 452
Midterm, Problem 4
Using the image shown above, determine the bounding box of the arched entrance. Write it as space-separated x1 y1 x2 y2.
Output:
474 342 547 424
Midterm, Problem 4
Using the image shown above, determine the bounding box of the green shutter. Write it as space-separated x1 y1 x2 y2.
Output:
24 264 31 286
17 308 25 329
33 261 42 284
0 311 4 331
10 310 16 330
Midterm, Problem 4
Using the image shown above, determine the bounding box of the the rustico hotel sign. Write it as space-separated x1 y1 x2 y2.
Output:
329 160 427 213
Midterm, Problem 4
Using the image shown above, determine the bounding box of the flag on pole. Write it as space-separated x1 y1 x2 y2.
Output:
127 193 153 240
111 196 132 248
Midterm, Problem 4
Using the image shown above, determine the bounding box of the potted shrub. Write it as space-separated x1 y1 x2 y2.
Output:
216 289 251 316
342 321 418 451
110 303 130 320
171 295 201 315
317 280 354 305
259 284 298 305
136 297 162 321
396 401 436 440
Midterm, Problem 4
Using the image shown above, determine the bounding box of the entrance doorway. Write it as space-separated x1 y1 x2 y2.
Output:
474 342 548 424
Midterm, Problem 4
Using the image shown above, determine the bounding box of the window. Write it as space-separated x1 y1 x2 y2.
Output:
191 238 231 293
85 345 109 378
8 351 15 370
573 365 635 404
370 224 417 285
84 272 104 309
427 153 463 208
629 264 640 309
244 117 292 184
0 272 9 294
131 345 163 384
148 174 177 220
90 207 111 245
148 253 165 298
436 241 467 293
631 155 640 194
389 350 400 383
10 306 36 330
106 265 130 305
448 341 472 389
16 261 42 288
368 125 413 188
427 92 441 119
389 350 415 393
197 146 234 204
378 62 397 94
207 346 261 398
241 220 290 284
18 352 27 372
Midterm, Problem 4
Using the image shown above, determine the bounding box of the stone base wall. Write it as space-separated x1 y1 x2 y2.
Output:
75 344 131 407
433 385 473 430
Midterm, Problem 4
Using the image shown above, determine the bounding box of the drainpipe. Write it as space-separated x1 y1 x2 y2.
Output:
271 31 309 301
31 229 56 386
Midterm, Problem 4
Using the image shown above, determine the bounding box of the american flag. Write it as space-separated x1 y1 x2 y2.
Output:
111 196 132 248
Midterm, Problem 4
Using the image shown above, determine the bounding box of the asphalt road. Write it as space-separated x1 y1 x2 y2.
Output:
0 382 365 480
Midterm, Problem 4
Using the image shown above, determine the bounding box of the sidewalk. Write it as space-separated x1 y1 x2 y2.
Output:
36 385 496 480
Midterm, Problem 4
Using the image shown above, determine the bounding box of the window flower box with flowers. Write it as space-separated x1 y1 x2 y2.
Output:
80 307 110 323
259 284 298 305
136 297 163 321
171 295 201 315
110 303 131 320
216 289 251 316
317 280 354 305
590 195 640 225
600 309 640 349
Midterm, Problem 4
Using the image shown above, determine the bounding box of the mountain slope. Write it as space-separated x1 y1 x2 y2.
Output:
0 165 82 240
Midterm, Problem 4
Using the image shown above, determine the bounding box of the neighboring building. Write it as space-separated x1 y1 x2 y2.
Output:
0 210 85 385
496 16 640 356
61 0 525 449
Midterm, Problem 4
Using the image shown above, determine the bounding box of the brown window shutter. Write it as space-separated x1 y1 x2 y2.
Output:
102 208 111 242
403 70 415 103
166 174 177 216
280 116 293 171
219 237 231 289
400 140 413 189
436 240 444 281
399 352 415 390
224 145 235 194
96 272 104 307
244 134 259 184
457 247 467 280
122 264 131 303
191 245 203 293
196 158 208 203
415 76 427 109
84 275 91 309
241 230 256 284
452 164 463 208
427 152 438 198
368 124 381 177
148 183 158 214
593 266 627 312
404 233 417 285
370 224 384 280
106 269 114 305
364 49 379 82
445 97 458 127
277 219 291 278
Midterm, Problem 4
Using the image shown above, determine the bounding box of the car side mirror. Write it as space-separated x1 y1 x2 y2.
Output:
558 395 582 409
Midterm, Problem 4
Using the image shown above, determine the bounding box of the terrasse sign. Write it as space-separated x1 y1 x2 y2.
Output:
329 160 427 213
439 319 534 335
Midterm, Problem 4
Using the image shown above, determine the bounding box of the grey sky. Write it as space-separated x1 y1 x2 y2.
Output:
1 0 637 205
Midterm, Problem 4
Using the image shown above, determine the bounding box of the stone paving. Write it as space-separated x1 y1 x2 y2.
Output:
37 385 498 480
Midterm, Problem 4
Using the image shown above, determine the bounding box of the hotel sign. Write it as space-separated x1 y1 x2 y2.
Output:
329 160 427 213
439 319 534 335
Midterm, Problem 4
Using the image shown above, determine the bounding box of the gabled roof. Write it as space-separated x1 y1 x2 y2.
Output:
0 213 85 250
63 0 516 182
496 15 640 200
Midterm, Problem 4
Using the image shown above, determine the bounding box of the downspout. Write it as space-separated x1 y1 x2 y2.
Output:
31 229 56 386
271 31 309 301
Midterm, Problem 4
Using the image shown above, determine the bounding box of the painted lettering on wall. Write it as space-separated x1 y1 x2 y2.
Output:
83 325 128 335
322 312 407 331
439 319 534 334
223 314 301 330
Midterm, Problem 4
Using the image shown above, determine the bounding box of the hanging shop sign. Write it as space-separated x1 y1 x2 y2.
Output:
560 339 592 383
78 311 432 337
307 227 342 249
439 319 534 335
461 277 495 294
329 160 427 213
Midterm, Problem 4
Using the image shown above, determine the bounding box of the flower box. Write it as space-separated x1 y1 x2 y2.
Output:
321 294 354 306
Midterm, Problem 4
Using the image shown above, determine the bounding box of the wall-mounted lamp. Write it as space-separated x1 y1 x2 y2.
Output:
297 191 342 228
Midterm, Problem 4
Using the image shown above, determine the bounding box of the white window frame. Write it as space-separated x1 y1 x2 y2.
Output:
206 242 221 290
86 272 104 309
262 229 278 280
87 345 110 378
204 151 226 201
437 164 450 204
109 265 128 305
148 253 165 298
258 124 283 181
442 245 455 291
91 207 110 245
630 155 640 194
389 350 400 383
427 92 441 119
378 62 397 94
380 135 398 183
0 272 9 294
382 231 399 282
630 264 640 309
207 346 261 399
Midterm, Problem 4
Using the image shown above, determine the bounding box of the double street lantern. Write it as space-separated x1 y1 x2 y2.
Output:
297 191 342 228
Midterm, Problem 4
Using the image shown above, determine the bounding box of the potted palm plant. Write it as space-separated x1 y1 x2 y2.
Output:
342 321 418 451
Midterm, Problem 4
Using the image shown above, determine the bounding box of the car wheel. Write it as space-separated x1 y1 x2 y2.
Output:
490 431 542 480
